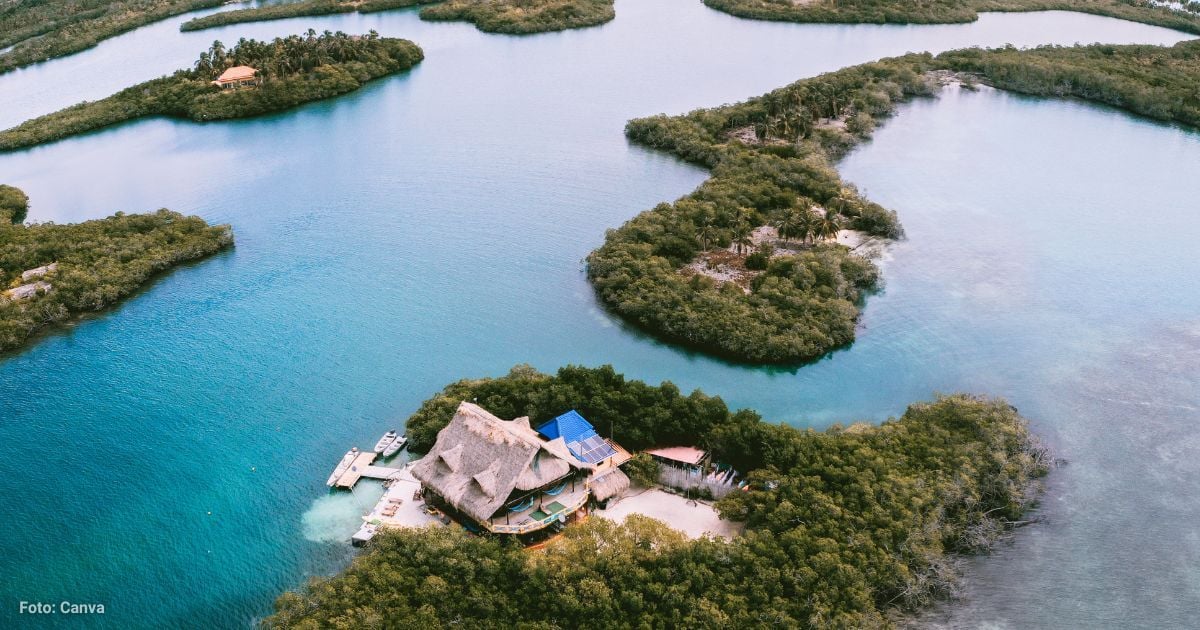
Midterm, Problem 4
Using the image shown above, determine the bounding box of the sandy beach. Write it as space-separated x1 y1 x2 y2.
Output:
595 488 744 539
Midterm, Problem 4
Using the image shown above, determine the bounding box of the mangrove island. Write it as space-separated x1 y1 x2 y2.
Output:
0 31 424 152
0 0 226 74
269 364 1049 627
179 0 615 35
588 39 1200 364
419 0 615 33
704 0 1200 35
0 188 233 353
180 0 434 32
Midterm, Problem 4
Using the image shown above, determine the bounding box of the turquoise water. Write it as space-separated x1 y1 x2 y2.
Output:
0 1 1197 627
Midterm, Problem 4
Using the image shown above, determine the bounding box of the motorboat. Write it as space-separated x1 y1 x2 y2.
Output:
326 447 359 486
382 434 408 457
373 430 398 454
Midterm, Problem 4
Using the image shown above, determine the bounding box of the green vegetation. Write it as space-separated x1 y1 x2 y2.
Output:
0 185 30 224
623 451 660 487
182 0 615 34
180 0 431 32
589 39 1200 364
270 364 1049 627
937 41 1200 127
0 205 232 352
703 0 1200 35
588 60 910 364
419 0 615 34
0 0 226 75
0 31 424 152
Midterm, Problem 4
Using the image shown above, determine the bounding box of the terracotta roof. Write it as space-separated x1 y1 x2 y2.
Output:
647 446 708 466
214 66 257 83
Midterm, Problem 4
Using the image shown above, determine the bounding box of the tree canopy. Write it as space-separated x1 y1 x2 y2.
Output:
588 40 1200 364
0 185 29 224
0 208 232 352
420 0 616 34
0 0 226 74
181 0 432 32
704 0 1200 35
0 31 425 152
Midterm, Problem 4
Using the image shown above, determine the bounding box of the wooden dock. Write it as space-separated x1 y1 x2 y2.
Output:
333 451 403 489
360 465 402 481
334 451 377 488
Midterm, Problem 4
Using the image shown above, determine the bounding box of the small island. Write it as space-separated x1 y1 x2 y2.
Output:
180 0 615 35
180 0 433 32
0 187 233 353
269 364 1049 627
419 0 615 34
588 39 1200 364
704 0 1200 35
0 0 228 75
0 31 424 152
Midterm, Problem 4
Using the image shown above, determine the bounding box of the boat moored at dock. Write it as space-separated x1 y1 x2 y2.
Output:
373 431 398 454
382 434 408 457
326 447 359 487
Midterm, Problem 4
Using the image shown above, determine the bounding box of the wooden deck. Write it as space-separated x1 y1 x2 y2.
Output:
488 486 589 534
334 451 377 488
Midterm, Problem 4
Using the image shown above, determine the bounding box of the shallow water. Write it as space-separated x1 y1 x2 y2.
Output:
0 0 1196 627
839 85 1200 628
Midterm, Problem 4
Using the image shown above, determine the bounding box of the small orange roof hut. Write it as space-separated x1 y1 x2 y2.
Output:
211 66 258 88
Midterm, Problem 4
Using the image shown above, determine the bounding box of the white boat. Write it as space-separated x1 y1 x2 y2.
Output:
382 435 408 457
373 430 398 454
326 447 359 486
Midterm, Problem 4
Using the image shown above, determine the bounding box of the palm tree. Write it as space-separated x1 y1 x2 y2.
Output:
210 40 226 67
195 51 212 76
794 104 813 139
732 222 754 254
696 221 716 251
814 210 843 243
773 210 807 246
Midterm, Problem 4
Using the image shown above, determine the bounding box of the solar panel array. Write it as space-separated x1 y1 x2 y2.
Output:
570 434 617 464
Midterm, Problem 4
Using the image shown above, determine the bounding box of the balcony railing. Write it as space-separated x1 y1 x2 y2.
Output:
487 486 589 535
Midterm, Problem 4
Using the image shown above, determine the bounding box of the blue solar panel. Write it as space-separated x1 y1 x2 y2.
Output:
576 436 617 464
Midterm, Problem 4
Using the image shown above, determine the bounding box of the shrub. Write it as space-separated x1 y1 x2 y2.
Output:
0 185 29 224
744 250 770 270
623 453 660 487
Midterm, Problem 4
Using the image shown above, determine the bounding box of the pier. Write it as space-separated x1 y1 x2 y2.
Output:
331 451 403 489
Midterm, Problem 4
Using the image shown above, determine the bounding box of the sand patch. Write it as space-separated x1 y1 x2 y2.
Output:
595 488 744 539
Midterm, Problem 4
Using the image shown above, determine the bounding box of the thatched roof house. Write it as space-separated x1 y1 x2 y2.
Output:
412 402 593 525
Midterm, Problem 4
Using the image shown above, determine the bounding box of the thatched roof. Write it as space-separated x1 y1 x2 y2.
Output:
412 402 591 524
589 468 630 502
